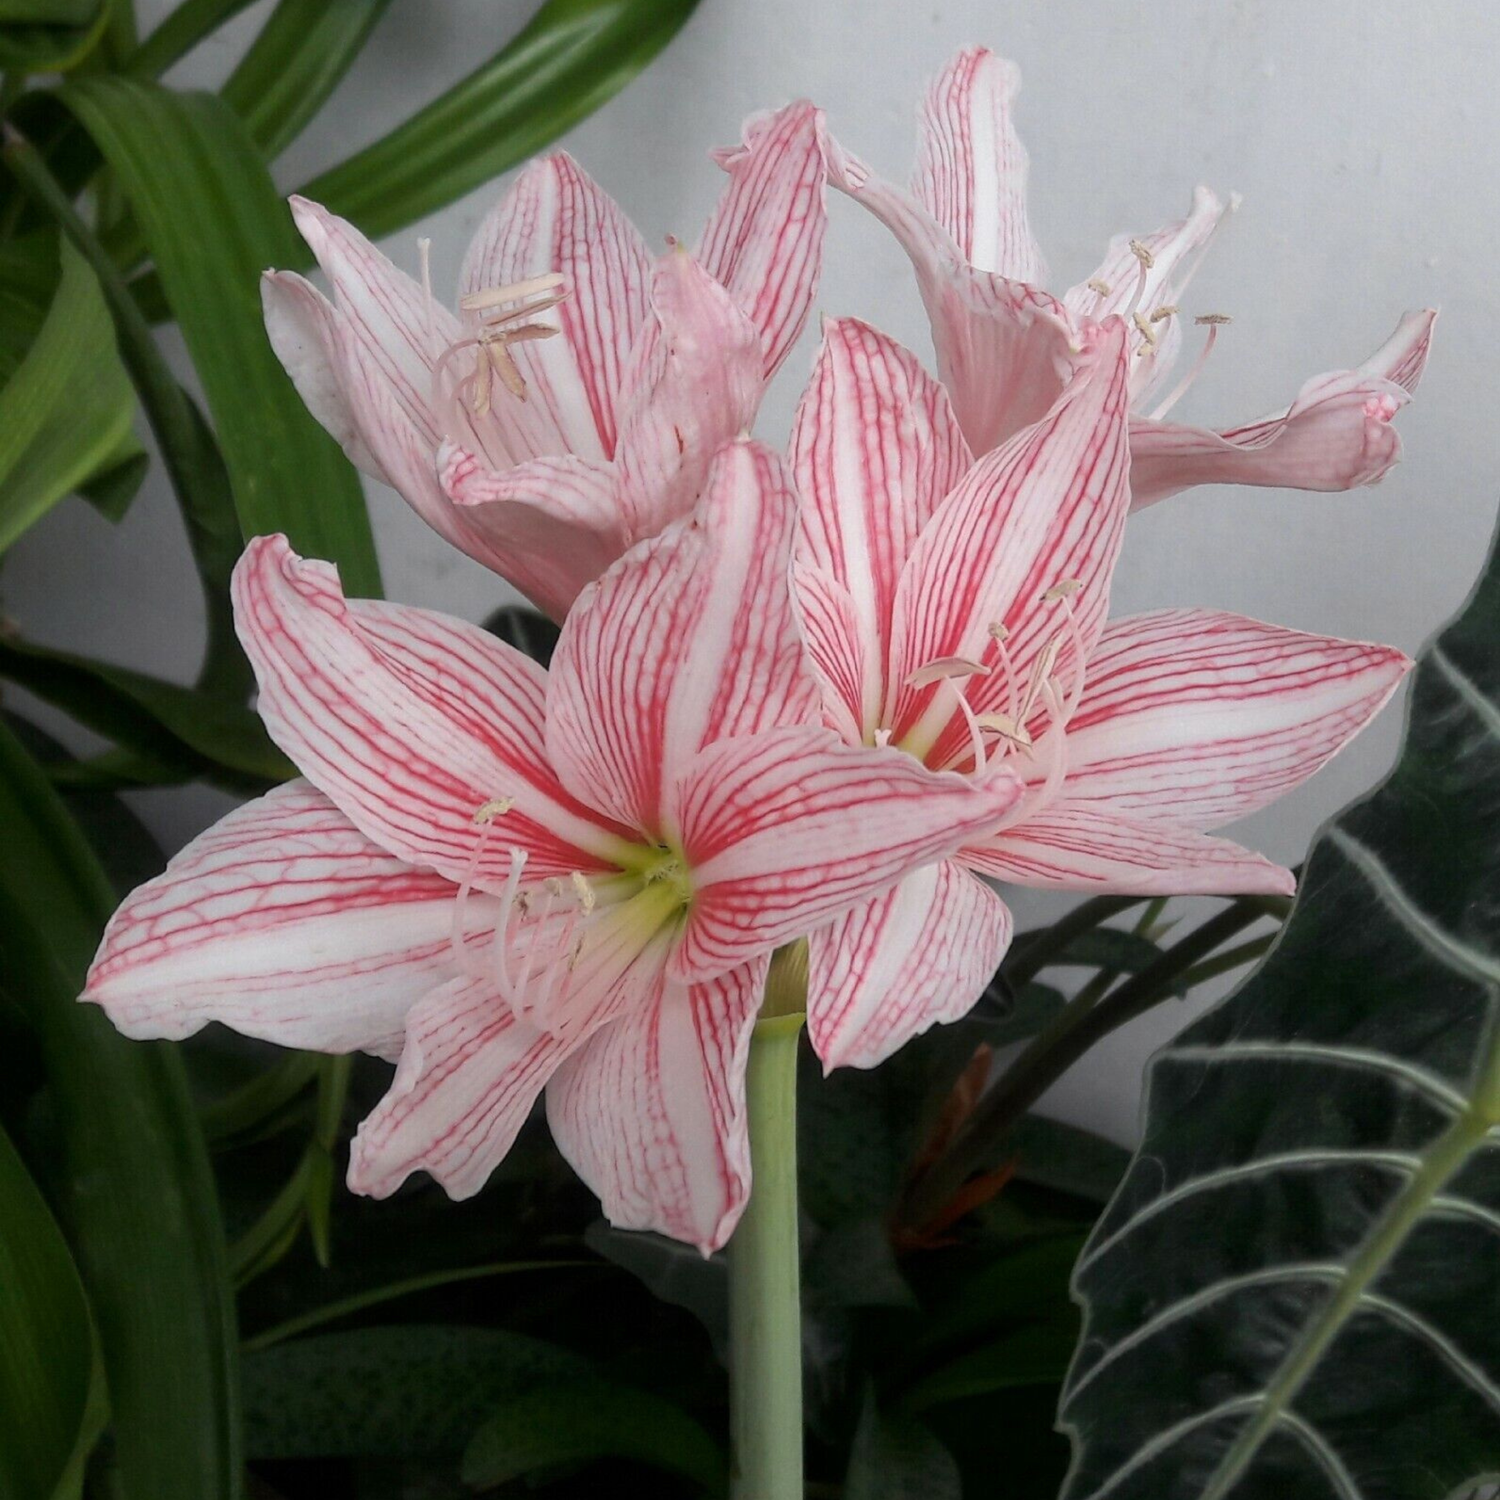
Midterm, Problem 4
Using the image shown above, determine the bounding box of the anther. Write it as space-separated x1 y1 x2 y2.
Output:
1129 239 1155 269
975 710 1034 752
459 272 566 311
1041 578 1082 603
1132 311 1158 348
1149 304 1177 323
905 655 989 689
1148 313 1233 421
1086 278 1112 297
473 796 514 824
570 871 596 914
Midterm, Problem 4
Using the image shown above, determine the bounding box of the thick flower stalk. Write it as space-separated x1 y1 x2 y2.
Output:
825 45 1436 507
82 439 1018 1251
789 314 1411 1071
264 103 828 620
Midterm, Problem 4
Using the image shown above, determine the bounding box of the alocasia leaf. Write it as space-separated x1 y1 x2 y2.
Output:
1060 525 1500 1499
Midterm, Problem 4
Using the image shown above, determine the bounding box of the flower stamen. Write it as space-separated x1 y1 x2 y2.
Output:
1149 313 1232 420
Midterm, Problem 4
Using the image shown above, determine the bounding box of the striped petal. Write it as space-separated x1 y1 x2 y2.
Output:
792 318 971 735
612 250 765 543
1054 609 1411 827
887 320 1132 765
962 805 1294 895
791 562 869 743
83 780 467 1060
807 860 1012 1072
1129 308 1438 510
913 47 1046 285
459 153 652 461
700 101 828 378
1064 186 1235 404
287 197 455 446
546 955 765 1252
346 974 569 1199
670 725 1023 980
546 439 820 835
435 445 630 620
233 536 636 891
827 134 1078 454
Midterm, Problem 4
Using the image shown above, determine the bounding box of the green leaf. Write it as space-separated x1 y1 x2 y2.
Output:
0 1118 104 1500
902 1321 1078 1411
0 0 108 72
846 1388 961 1500
583 1221 729 1356
0 237 136 553
0 633 293 785
0 719 242 1500
222 0 393 161
461 1375 728 1493
61 77 381 596
1062 525 1500 1499
243 1324 591 1459
299 0 702 238
1007 1114 1131 1204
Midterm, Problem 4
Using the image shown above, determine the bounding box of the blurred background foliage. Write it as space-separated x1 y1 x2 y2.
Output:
0 4 1493 1499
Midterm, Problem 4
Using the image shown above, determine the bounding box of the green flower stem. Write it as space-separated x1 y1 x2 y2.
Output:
728 1008 805 1500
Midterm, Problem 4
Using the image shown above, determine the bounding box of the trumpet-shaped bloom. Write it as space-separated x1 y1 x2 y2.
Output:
825 46 1435 507
83 440 1019 1251
791 315 1410 1071
264 103 828 620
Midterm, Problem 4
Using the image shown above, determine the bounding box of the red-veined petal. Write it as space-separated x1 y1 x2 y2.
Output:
828 135 1077 454
962 804 1294 894
1129 309 1437 509
670 725 1022 980
791 318 971 733
546 439 820 835
459 153 652 461
612 250 764 543
700 101 828 378
233 536 637 889
1054 609 1411 827
914 47 1046 285
807 861 1011 1072
888 320 1132 765
82 781 467 1060
545 955 765 1253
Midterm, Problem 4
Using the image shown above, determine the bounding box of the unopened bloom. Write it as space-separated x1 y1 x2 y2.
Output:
791 316 1410 1071
264 104 828 620
83 441 1018 1250
826 45 1435 507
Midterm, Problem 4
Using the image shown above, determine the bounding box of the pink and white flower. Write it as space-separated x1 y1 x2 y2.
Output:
825 45 1435 508
82 439 1019 1251
264 103 828 621
791 314 1411 1071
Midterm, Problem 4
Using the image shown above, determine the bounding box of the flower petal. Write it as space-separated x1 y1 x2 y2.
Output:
612 250 765 543
913 47 1046 284
887 319 1133 766
82 780 464 1060
546 438 820 835
347 974 568 1199
700 101 828 378
262 272 389 482
791 561 869 744
1129 309 1437 509
436 444 630 620
807 860 1011 1072
233 536 635 889
791 318 971 735
670 725 1023 980
287 196 455 445
545 955 765 1252
962 805 1294 895
459 153 652 461
827 136 1077 454
1055 609 1411 827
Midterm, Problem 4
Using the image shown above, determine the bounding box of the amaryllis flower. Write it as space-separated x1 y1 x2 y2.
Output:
264 103 827 621
825 45 1435 508
82 440 1019 1251
791 315 1410 1071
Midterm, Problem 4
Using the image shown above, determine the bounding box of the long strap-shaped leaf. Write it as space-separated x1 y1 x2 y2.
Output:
61 77 382 596
299 0 701 238
0 720 242 1500
1060 526 1500 1499
0 235 134 553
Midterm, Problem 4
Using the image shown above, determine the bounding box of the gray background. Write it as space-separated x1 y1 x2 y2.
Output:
7 0 1493 1142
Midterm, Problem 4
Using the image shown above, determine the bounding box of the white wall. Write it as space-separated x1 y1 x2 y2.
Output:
7 0 1495 1141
